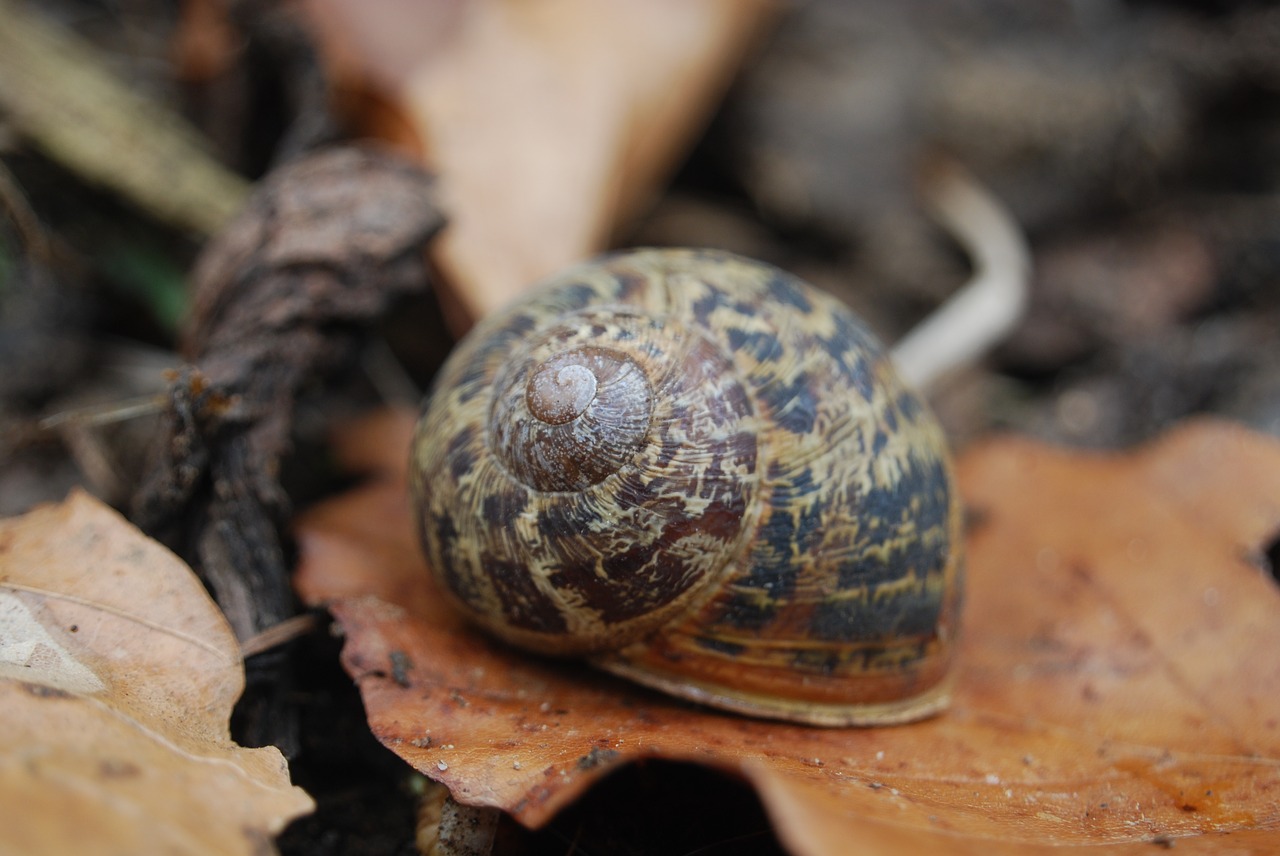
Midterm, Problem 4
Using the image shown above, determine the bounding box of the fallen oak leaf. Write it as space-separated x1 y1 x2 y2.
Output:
0 492 313 855
294 412 1280 853
298 0 777 322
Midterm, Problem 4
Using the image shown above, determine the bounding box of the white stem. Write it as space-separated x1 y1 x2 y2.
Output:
890 160 1032 390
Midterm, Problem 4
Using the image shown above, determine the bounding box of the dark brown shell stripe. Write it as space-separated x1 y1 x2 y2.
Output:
411 248 962 724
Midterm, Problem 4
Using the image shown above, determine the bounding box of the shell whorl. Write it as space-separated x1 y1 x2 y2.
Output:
413 286 762 655
490 315 656 492
411 249 963 725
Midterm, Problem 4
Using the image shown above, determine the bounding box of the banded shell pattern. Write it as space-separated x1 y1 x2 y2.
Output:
410 248 963 726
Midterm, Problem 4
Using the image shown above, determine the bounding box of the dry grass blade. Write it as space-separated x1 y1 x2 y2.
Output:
0 0 249 235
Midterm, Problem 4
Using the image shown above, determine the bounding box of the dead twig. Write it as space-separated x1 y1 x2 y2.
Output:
131 145 442 751
240 613 322 659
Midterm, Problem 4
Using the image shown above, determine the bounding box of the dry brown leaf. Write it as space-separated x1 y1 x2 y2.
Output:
294 411 1280 854
298 0 776 322
0 493 313 855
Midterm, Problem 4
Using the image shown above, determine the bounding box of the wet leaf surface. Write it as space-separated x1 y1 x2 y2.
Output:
0 492 313 855
294 411 1280 853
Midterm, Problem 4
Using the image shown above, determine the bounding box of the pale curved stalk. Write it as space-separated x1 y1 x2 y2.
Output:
890 159 1032 390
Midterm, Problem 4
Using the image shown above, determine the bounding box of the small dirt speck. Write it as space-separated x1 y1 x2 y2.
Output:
577 747 620 770
389 651 412 687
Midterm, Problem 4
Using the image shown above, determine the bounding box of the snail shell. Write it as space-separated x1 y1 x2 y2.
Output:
410 249 963 726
